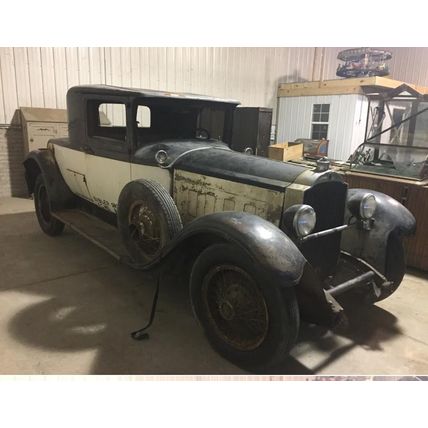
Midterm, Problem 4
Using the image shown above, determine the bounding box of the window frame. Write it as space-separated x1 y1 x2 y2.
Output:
310 103 330 140
85 96 132 160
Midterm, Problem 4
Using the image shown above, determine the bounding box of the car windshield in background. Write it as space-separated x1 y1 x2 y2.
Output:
134 99 229 145
350 142 428 181
366 100 428 147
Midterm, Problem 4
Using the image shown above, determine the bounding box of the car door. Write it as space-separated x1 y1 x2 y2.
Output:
83 98 132 213
130 102 173 193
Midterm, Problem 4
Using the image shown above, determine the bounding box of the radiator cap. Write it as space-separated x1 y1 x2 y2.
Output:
315 157 330 172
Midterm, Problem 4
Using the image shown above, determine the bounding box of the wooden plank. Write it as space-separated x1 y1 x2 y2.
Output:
278 76 428 97
279 77 392 90
278 86 364 97
342 170 428 186
321 76 391 89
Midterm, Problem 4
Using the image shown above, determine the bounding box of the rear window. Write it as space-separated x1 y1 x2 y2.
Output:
87 101 127 142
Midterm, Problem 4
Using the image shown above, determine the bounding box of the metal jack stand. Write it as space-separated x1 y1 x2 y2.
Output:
131 274 161 341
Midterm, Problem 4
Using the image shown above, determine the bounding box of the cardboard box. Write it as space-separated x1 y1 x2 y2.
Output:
268 142 303 162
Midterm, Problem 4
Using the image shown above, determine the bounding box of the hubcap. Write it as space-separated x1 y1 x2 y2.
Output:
128 201 161 257
202 265 269 351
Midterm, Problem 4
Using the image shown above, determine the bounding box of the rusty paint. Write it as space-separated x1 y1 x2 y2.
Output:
173 169 285 225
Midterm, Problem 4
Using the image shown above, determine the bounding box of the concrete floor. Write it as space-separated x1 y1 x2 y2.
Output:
0 196 427 375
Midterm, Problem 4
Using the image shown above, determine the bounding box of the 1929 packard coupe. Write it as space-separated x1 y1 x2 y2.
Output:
23 85 416 369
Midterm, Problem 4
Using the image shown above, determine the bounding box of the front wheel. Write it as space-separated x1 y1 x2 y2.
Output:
190 243 300 370
34 174 65 236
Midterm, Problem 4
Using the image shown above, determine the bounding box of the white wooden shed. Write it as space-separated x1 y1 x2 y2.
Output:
276 77 428 161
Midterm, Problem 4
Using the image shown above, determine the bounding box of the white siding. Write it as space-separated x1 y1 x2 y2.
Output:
277 94 368 161
0 47 316 125
1 47 428 127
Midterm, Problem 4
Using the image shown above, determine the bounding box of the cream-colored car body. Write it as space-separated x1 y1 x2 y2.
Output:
55 144 312 225
55 145 172 213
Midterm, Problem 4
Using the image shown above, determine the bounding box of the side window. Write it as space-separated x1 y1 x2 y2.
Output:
137 105 151 128
87 101 127 142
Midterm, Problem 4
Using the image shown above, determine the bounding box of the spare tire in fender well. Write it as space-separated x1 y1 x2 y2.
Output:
117 179 183 266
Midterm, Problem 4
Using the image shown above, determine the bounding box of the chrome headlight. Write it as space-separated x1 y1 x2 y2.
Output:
360 193 377 219
283 204 317 238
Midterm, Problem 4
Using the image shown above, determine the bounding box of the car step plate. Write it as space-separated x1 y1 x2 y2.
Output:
52 209 128 261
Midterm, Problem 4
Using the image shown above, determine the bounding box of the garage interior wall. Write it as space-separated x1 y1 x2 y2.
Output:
1 47 428 197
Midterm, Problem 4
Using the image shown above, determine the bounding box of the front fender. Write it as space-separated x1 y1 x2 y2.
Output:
23 149 75 210
162 211 306 287
341 188 416 274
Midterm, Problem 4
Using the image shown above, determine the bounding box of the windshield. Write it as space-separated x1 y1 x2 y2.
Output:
134 98 232 146
366 99 428 147
350 142 428 181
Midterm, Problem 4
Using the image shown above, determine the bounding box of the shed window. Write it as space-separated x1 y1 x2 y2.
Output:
311 103 329 139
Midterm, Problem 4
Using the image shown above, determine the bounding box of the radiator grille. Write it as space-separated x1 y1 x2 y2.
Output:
302 180 348 278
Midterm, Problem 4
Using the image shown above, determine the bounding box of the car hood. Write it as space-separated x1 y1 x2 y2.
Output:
133 140 308 191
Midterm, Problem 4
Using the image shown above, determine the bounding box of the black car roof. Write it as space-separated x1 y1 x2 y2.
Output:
67 84 241 105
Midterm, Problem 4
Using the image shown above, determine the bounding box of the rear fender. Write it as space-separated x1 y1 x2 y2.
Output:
23 149 75 210
161 211 306 287
341 189 416 275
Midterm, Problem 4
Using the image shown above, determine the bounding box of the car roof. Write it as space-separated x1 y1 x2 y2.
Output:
67 84 241 105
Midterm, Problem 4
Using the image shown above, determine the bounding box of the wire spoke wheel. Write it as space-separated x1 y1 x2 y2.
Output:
128 201 162 257
202 264 269 351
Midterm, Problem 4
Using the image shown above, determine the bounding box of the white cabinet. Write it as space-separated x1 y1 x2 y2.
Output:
20 107 69 154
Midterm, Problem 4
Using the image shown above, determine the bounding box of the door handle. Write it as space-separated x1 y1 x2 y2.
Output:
82 144 95 154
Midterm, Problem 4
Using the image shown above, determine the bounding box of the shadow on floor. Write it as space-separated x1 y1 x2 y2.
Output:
259 302 401 375
2 212 404 374
7 265 403 375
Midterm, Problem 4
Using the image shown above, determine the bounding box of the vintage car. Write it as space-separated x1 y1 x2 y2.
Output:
23 85 416 370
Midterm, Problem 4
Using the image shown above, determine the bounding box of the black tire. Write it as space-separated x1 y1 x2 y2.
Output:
117 179 182 265
34 174 65 236
190 243 299 370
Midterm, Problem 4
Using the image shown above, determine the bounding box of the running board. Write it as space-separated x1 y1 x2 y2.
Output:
52 209 128 261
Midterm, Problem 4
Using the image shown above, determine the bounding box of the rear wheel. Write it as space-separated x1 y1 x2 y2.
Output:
34 174 64 236
190 243 299 370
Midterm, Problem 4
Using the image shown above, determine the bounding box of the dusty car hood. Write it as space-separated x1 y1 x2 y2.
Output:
133 140 308 191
